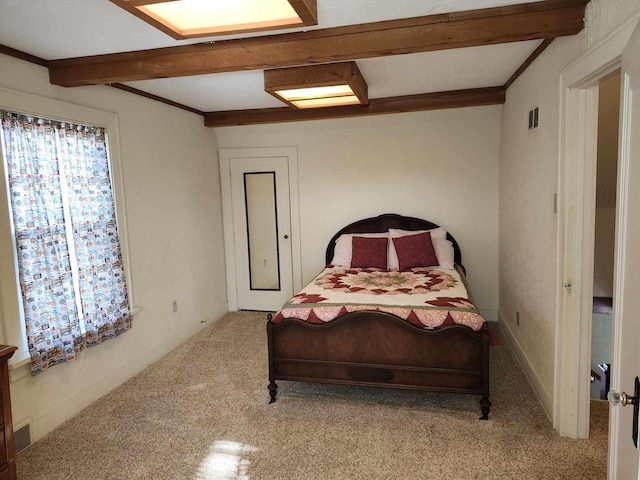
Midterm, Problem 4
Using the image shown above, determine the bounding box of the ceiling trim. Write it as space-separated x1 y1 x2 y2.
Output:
504 38 554 89
48 0 588 87
0 44 48 67
204 87 505 127
109 84 204 115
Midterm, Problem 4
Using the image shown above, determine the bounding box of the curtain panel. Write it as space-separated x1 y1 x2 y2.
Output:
0 111 131 375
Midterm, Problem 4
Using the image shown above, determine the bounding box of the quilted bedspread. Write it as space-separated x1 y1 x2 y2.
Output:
272 266 485 331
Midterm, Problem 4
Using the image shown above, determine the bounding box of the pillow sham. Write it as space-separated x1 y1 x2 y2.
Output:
350 236 389 269
388 228 455 270
330 232 389 267
391 231 438 270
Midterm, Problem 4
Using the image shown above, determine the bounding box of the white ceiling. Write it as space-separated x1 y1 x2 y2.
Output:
0 0 547 113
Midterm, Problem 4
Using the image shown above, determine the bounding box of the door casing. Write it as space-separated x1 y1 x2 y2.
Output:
555 12 640 477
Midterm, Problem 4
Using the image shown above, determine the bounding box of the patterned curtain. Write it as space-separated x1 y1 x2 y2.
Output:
57 124 131 346
0 111 131 375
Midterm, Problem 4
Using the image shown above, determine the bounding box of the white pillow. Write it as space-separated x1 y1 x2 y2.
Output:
330 232 390 267
387 228 455 270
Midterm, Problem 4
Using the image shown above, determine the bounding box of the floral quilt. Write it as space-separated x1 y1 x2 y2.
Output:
272 266 485 331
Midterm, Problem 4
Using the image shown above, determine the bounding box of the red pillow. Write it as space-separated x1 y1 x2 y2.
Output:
350 236 388 269
392 231 438 270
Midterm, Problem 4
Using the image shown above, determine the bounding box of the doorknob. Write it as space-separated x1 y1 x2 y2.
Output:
609 388 638 407
283 235 289 239
609 377 640 447
621 390 638 407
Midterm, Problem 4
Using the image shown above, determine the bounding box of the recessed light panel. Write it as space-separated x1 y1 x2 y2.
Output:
111 0 317 39
276 85 356 101
289 96 362 109
265 62 368 109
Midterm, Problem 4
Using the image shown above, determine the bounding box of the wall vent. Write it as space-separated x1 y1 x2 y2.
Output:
528 107 539 130
14 423 31 453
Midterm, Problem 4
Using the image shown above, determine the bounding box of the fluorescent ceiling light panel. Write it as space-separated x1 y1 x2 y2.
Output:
141 0 301 34
111 0 318 39
290 96 362 109
276 85 355 101
265 62 368 109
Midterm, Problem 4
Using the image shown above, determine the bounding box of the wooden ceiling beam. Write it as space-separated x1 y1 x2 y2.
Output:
49 0 588 87
204 87 505 127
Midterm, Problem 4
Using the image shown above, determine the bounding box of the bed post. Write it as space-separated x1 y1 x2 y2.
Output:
266 314 278 403
479 322 491 420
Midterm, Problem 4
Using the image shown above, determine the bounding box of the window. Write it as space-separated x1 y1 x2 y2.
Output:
0 110 131 375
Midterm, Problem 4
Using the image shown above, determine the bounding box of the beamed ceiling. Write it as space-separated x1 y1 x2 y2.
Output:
0 0 588 126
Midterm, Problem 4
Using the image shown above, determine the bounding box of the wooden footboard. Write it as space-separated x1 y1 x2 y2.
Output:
267 311 491 419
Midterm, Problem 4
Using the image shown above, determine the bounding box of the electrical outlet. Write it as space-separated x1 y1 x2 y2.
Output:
172 300 178 313
516 311 520 326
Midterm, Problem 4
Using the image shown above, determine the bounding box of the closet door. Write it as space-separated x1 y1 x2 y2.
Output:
229 156 293 311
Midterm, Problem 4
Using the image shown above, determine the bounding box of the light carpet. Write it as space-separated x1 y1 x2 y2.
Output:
17 312 608 479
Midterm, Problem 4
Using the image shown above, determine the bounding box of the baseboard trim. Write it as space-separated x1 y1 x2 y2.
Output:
498 314 553 419
18 302 228 443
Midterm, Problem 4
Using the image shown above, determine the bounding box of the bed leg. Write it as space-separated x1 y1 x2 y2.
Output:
479 395 491 420
268 381 278 403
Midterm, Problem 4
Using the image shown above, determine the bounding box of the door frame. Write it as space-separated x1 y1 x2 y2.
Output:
219 147 302 311
555 9 639 453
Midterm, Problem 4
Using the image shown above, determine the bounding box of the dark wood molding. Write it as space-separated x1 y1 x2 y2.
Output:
204 87 505 127
0 44 48 67
504 38 555 90
49 0 588 87
109 83 204 115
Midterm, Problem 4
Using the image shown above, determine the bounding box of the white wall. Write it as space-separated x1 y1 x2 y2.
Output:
593 208 616 297
215 106 501 318
499 0 640 415
0 54 227 442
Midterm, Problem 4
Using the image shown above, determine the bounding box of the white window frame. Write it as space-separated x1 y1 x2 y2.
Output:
0 86 139 368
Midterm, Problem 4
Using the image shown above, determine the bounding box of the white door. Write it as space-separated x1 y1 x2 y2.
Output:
609 20 640 480
229 156 294 311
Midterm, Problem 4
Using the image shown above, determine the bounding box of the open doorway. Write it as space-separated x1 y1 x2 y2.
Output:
556 17 640 477
588 70 621 449
590 70 621 401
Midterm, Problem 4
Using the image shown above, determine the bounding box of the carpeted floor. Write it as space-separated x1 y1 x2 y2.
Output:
17 312 608 480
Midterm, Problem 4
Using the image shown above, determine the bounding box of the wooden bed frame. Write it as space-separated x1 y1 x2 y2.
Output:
266 213 491 419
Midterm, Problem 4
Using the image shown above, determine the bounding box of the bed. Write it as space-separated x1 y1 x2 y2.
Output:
266 213 491 419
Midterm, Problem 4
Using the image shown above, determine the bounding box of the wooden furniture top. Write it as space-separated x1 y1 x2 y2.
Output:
0 347 16 361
